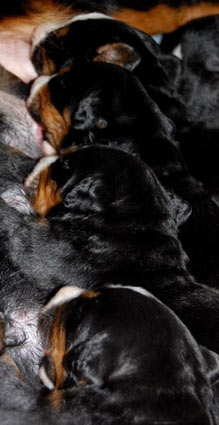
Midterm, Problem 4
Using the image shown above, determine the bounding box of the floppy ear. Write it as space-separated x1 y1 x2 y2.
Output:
93 42 141 71
168 192 192 228
73 91 108 130
63 174 114 213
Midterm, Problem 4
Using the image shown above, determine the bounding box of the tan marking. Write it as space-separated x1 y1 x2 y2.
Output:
47 388 64 410
77 379 87 385
59 65 72 76
49 306 67 390
60 146 79 156
0 353 24 380
56 26 70 38
94 42 136 70
83 290 101 299
112 3 219 35
28 83 71 149
32 165 63 217
38 47 57 75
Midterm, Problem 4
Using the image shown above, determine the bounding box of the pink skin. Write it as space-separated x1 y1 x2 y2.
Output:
0 27 59 155
0 33 38 83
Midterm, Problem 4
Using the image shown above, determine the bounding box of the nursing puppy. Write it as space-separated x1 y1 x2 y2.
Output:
37 284 219 424
1 0 219 83
27 60 183 182
1 144 219 354
30 14 183 132
0 280 219 424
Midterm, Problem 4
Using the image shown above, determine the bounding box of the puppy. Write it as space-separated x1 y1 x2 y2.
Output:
1 0 219 84
27 60 184 182
37 284 219 424
30 13 184 130
0 279 219 423
1 144 219 354
161 15 219 198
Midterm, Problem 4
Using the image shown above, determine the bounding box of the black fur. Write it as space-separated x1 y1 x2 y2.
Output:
28 57 219 290
0 144 219 355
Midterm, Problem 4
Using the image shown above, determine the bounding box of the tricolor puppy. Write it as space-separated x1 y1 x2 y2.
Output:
1 144 219 354
1 0 219 84
0 281 218 423
29 13 183 131
30 14 180 93
37 284 219 424
27 60 184 183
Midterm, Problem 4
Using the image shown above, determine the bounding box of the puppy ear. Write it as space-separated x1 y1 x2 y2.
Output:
63 174 114 213
93 42 141 71
168 192 192 228
73 91 108 131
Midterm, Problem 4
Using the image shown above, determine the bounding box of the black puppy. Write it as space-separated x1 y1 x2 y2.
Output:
161 15 219 197
1 144 219 355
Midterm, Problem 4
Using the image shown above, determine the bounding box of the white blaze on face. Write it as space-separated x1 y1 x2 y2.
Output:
42 286 86 313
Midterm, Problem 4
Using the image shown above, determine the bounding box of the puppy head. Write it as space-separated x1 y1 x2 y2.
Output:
27 61 175 159
31 14 181 88
25 145 190 235
39 284 214 422
30 16 156 76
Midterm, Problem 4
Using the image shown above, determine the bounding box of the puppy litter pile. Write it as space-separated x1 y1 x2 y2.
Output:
0 11 219 425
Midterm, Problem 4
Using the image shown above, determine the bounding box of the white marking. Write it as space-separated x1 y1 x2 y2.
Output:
24 155 58 190
39 365 55 390
42 286 85 313
70 12 111 23
42 140 57 156
31 12 111 52
172 44 182 59
106 284 155 299
27 74 56 106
